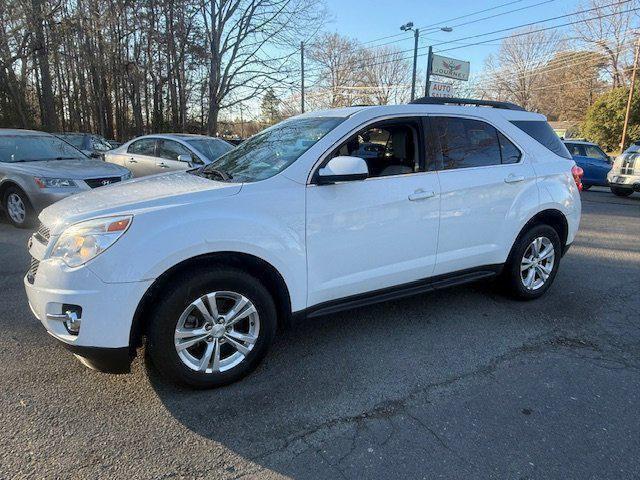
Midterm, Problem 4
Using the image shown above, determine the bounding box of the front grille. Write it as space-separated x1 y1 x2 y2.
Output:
85 176 121 189
35 222 50 245
27 257 39 284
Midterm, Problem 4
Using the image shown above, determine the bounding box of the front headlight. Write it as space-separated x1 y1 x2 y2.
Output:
34 177 77 188
50 215 132 267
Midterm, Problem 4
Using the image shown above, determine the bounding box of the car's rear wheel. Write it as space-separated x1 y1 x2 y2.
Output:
2 187 33 228
611 186 633 197
502 224 561 300
146 267 277 388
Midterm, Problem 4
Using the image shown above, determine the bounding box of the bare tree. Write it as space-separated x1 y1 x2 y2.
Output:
361 46 412 105
479 27 564 109
572 0 639 88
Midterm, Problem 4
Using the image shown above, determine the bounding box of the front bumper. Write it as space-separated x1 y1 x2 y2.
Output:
607 173 640 190
25 238 154 372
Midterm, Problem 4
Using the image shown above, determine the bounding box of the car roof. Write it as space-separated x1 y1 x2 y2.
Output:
0 128 53 136
563 139 598 146
295 104 545 122
132 133 226 142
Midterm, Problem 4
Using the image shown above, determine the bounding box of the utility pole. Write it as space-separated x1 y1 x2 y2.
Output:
424 46 433 97
621 36 640 151
411 29 419 101
300 41 305 113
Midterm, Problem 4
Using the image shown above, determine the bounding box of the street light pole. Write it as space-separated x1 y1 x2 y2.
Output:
400 23 452 101
411 29 419 101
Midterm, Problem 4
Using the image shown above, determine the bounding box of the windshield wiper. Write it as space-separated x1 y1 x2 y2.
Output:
200 167 232 181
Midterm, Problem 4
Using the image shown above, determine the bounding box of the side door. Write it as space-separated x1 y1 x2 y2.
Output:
582 144 612 186
125 138 159 177
431 116 537 275
305 117 441 307
156 139 201 173
566 143 595 185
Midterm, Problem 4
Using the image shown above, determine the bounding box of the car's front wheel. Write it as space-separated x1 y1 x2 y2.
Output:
146 267 277 388
502 224 561 300
3 187 34 228
610 186 633 197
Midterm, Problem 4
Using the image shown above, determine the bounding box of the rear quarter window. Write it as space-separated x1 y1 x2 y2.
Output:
510 120 572 160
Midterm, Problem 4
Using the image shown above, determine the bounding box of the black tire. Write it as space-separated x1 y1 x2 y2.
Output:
581 184 591 191
2 186 34 228
146 267 277 388
501 224 562 300
610 186 633 197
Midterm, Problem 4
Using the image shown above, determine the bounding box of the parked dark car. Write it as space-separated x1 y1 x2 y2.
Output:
55 132 114 159
563 139 612 189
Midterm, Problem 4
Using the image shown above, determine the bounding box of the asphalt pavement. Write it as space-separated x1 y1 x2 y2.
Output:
0 188 638 479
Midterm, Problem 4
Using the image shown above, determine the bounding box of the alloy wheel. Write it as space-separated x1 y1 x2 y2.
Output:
520 236 555 291
174 291 260 374
6 193 26 224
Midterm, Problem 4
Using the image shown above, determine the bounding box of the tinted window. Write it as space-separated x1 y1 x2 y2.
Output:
0 135 86 163
498 132 522 164
511 120 572 159
204 116 343 182
332 120 420 177
58 134 86 149
128 138 156 156
157 139 193 161
186 138 233 162
433 117 501 169
92 136 112 152
564 143 582 157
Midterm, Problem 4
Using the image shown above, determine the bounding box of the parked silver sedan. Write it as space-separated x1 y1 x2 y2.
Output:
104 134 233 177
0 129 131 228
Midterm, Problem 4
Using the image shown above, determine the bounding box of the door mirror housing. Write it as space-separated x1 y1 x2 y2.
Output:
316 156 369 185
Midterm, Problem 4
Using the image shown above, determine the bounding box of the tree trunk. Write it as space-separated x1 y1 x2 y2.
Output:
31 0 57 131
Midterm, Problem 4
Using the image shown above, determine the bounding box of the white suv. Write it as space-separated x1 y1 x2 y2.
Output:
25 98 582 388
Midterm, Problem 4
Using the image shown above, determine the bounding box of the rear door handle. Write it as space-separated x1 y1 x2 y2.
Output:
408 190 436 201
157 162 170 168
128 158 137 163
504 174 525 183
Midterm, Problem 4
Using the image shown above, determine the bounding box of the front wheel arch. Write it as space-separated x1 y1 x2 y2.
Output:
129 251 292 352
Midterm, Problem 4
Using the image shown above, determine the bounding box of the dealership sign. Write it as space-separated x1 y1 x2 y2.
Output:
431 54 470 81
429 82 456 98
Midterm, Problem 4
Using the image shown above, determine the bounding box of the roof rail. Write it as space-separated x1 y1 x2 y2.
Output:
409 96 525 111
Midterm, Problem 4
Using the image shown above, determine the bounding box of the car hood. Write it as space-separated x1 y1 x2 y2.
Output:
10 158 127 178
39 171 242 230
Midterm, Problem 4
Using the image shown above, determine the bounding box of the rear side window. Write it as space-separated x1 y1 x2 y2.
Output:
128 138 156 156
432 117 520 169
511 120 571 159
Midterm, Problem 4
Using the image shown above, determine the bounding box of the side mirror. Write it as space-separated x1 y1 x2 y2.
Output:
177 154 193 163
316 156 368 185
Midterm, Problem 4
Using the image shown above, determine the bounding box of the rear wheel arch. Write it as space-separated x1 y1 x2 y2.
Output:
509 209 569 261
129 251 292 351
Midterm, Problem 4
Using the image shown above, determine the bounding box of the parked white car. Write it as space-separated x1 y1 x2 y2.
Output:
105 133 233 177
608 141 639 197
25 98 582 388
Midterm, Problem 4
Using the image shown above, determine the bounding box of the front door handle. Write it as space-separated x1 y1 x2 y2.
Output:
157 162 170 168
408 190 436 201
504 174 525 183
128 158 137 163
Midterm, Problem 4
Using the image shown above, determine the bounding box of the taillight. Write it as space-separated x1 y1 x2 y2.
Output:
572 165 584 191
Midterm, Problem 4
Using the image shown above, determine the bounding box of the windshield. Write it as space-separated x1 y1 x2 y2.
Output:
202 116 344 182
57 134 85 149
625 143 640 154
186 138 233 162
0 135 87 163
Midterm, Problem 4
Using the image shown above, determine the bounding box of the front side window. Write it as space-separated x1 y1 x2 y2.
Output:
331 120 420 178
584 144 608 160
511 120 572 159
157 140 193 161
433 117 502 169
203 116 343 182
128 138 156 156
0 135 86 163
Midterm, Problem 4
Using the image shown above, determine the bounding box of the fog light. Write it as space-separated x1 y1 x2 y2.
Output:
64 311 81 335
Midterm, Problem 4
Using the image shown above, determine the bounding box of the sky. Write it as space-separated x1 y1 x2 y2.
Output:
321 0 584 76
